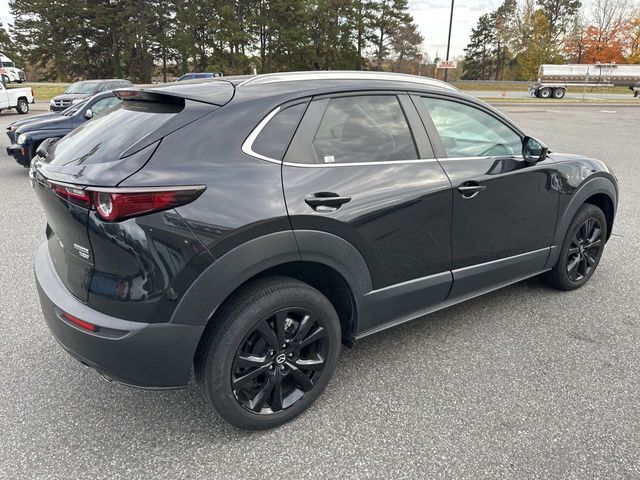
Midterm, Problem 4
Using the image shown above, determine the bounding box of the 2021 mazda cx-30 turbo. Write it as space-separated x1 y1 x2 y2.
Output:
32 71 618 430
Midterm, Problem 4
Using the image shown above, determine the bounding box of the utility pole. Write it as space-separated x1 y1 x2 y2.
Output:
444 0 455 82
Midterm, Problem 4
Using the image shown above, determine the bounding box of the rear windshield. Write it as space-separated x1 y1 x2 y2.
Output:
49 100 184 166
65 81 100 94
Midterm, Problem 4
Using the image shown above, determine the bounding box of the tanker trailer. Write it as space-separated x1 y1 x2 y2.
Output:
528 63 640 99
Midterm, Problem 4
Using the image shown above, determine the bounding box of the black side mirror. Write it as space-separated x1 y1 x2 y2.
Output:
523 136 548 163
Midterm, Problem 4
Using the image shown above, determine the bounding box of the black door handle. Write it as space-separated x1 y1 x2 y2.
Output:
305 192 351 212
457 183 487 199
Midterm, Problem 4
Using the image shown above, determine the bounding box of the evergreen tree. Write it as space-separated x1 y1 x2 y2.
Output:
8 0 424 79
462 14 498 80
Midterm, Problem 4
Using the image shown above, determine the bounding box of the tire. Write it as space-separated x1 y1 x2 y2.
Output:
197 276 341 430
16 98 29 114
552 88 565 99
543 204 607 291
539 88 552 99
28 140 41 162
1 75 8 85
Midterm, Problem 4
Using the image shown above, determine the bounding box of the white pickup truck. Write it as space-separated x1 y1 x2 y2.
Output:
0 81 34 114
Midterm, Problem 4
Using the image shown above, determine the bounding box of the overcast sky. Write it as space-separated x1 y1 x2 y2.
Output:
0 0 593 60
410 0 503 59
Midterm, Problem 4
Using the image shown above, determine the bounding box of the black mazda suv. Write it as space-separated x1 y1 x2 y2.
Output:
32 72 618 430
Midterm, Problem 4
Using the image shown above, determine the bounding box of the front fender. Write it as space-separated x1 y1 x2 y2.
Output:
546 175 618 268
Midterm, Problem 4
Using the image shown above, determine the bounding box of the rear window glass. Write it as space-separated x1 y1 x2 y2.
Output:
252 103 306 160
49 100 183 166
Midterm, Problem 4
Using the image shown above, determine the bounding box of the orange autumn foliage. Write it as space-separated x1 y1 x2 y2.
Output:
566 19 640 64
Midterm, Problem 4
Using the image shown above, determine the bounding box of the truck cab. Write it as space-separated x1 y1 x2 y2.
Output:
0 81 35 114
0 52 26 83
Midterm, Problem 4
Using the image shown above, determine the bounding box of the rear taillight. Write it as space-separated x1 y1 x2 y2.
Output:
49 182 91 208
91 188 204 222
48 181 204 222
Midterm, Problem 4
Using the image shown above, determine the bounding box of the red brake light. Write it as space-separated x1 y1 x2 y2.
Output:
62 312 97 332
92 188 203 222
114 90 142 99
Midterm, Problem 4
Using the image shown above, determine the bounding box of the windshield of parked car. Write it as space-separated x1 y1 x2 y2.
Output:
62 99 89 116
64 81 100 94
1 61 14 68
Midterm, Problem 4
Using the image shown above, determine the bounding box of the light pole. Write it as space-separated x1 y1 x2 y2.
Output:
444 0 455 82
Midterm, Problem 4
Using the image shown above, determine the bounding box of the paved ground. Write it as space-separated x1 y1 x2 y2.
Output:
0 105 638 479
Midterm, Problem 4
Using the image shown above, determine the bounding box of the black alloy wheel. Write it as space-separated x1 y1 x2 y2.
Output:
232 307 328 414
543 203 607 291
566 217 603 282
198 276 341 430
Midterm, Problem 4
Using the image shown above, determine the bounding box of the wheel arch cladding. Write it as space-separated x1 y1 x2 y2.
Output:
547 176 617 268
584 192 615 241
170 230 373 363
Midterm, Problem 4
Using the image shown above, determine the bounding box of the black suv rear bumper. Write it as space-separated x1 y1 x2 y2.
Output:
34 242 204 389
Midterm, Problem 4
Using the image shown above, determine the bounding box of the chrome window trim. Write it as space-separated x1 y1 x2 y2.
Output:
240 106 282 163
281 159 440 168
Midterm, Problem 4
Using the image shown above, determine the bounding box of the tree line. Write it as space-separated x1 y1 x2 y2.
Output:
1 0 425 82
463 0 640 81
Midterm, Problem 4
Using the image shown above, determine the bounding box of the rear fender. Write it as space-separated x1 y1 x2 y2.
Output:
170 230 372 328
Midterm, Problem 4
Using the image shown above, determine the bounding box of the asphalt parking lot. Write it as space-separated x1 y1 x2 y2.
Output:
0 104 638 479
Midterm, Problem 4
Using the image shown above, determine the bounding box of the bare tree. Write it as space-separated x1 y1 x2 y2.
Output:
590 0 634 45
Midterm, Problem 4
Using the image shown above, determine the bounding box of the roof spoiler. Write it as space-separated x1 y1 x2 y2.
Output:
114 79 235 106
113 89 183 104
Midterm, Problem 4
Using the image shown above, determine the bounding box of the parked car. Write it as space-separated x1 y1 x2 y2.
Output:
6 112 62 144
176 72 222 81
0 52 26 83
7 92 121 167
31 71 618 430
49 79 132 111
0 80 34 114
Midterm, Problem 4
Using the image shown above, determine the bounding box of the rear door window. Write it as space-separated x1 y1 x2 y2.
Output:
311 95 418 164
250 103 306 161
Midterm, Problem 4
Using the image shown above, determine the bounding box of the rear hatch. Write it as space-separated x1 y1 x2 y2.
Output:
32 81 233 301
